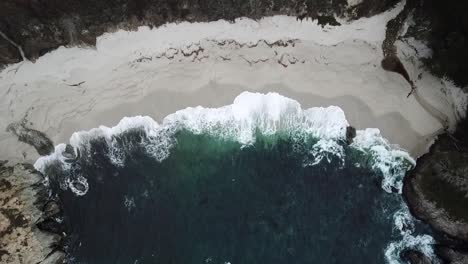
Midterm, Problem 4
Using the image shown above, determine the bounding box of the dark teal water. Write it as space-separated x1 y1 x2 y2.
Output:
45 129 413 264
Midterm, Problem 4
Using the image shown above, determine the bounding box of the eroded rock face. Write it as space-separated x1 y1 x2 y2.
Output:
0 162 64 264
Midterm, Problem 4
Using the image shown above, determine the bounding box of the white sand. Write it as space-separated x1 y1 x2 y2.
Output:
0 4 465 163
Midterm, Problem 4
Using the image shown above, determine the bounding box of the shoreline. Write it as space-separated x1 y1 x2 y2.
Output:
53 84 437 156
0 5 467 264
0 13 463 163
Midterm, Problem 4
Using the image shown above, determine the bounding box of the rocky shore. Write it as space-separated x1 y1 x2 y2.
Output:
1 0 468 264
0 0 400 65
0 162 64 263
403 118 468 263
1 0 467 90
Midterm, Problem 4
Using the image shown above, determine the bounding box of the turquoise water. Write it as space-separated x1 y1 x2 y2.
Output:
42 129 426 264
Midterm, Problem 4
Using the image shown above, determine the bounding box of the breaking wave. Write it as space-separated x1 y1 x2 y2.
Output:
35 92 434 264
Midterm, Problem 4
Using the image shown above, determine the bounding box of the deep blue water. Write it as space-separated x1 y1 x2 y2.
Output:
39 128 428 264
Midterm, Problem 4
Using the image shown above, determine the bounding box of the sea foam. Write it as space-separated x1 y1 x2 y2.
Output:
34 92 431 264
35 92 414 195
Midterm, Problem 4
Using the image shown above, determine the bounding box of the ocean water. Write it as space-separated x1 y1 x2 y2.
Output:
35 92 435 264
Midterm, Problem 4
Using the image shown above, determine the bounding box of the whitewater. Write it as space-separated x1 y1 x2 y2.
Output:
0 4 464 164
35 92 434 264
0 2 465 263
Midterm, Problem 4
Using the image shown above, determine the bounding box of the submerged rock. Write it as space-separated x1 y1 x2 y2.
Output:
62 144 76 160
400 249 433 264
6 120 54 156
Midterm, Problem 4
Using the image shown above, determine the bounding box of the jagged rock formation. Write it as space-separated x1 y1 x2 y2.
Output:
0 162 64 264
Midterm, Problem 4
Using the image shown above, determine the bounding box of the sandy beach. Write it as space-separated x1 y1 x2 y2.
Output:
0 5 464 163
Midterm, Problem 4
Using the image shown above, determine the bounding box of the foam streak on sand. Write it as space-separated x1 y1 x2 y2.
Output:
8 4 404 82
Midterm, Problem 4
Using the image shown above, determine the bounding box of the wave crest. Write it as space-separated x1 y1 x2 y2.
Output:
33 92 430 264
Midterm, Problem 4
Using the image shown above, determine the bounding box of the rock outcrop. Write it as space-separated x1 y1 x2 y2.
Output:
3 0 467 90
435 246 468 264
400 250 433 264
1 1 468 263
0 162 65 264
404 118 468 263
407 0 468 89
7 119 55 156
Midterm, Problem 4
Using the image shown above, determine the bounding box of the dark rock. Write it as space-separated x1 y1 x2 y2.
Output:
381 56 413 87
345 126 356 145
380 0 417 97
37 218 64 234
0 0 397 66
62 144 76 160
0 163 65 263
435 246 468 264
400 249 433 264
43 200 61 217
6 119 54 156
316 15 341 27
378 0 468 89
404 118 468 247
405 0 468 88
404 149 468 241
0 37 21 65
351 0 400 19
